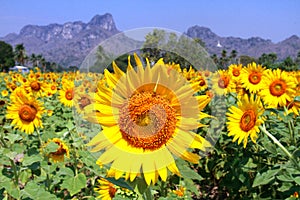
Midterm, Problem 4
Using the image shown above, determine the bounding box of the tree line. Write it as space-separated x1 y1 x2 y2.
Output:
0 41 74 72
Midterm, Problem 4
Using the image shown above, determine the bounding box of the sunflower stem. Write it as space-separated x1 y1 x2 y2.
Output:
260 125 300 170
142 186 153 200
0 135 19 186
160 181 166 197
284 106 296 145
35 127 43 146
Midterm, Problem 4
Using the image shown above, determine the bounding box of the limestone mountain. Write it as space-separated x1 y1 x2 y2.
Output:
186 25 300 60
1 13 120 67
1 15 299 67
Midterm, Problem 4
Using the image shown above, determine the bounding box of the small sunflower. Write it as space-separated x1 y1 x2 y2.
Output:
226 94 265 148
59 80 74 107
211 70 233 96
1 90 9 97
46 138 70 163
240 62 266 93
94 178 118 200
88 54 210 185
74 92 94 114
172 186 185 197
228 64 242 81
259 68 296 108
6 93 44 134
23 78 48 97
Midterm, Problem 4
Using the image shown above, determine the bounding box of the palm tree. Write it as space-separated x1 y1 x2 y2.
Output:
36 54 43 68
30 53 37 67
14 44 26 66
229 50 238 63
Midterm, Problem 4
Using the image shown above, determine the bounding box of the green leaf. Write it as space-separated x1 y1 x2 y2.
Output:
276 173 293 182
61 173 87 196
21 181 58 200
105 177 134 191
22 154 43 166
4 133 23 144
252 169 278 187
19 170 31 184
277 182 293 192
2 181 21 199
58 167 74 177
44 141 59 154
293 96 300 102
293 176 300 185
177 160 203 181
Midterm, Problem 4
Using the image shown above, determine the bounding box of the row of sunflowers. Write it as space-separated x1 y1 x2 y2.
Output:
0 54 300 199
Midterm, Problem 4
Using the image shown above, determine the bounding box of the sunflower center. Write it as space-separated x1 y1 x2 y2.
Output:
119 91 177 150
239 110 256 132
218 76 230 88
248 72 261 84
269 80 286 97
52 142 67 156
232 68 240 77
30 81 41 91
109 184 117 198
199 78 206 86
65 89 74 100
51 85 56 90
79 96 91 109
18 104 37 122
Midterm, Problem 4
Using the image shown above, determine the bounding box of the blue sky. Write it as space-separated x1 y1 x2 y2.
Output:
0 0 299 43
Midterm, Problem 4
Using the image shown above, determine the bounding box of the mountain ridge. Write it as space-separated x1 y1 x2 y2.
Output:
1 14 299 67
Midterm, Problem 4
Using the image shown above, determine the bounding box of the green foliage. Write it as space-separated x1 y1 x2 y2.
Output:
0 41 15 71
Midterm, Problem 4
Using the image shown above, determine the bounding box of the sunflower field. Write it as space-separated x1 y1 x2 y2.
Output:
1 54 300 200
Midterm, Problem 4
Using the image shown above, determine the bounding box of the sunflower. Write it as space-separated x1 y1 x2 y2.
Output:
46 138 70 162
228 64 242 81
259 68 296 108
190 75 208 92
173 186 185 197
59 80 74 107
6 93 44 134
94 178 118 200
74 92 94 114
23 78 48 97
1 90 8 97
240 62 266 93
211 70 233 96
226 94 264 148
87 55 210 185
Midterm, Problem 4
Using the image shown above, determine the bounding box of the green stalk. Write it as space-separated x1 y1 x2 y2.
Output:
0 135 19 186
260 124 300 170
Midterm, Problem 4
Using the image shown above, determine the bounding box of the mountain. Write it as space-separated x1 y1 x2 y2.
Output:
0 13 120 67
1 15 299 67
186 25 300 60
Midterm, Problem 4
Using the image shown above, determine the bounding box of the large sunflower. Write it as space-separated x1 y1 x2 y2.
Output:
226 94 264 148
87 55 210 185
240 62 266 94
259 68 296 108
6 93 44 134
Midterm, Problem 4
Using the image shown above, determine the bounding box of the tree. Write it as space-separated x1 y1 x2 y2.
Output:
141 29 214 70
30 53 37 67
258 53 277 68
229 50 238 63
0 41 15 71
14 44 27 66
239 55 257 66
295 51 300 67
